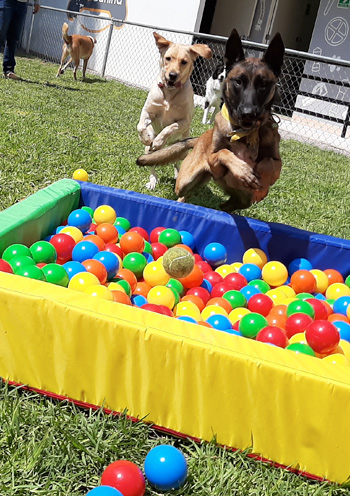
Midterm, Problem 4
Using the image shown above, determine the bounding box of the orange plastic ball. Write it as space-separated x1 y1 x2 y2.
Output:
324 269 344 285
84 234 106 251
328 313 349 324
115 268 138 292
178 264 204 289
95 223 119 244
133 281 152 297
82 259 108 284
181 294 205 312
206 297 233 314
173 243 194 254
120 232 145 255
111 290 132 305
268 304 287 317
290 270 316 294
266 313 287 329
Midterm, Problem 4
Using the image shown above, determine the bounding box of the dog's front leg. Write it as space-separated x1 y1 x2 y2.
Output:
209 149 261 189
151 122 180 150
137 111 156 146
252 158 282 203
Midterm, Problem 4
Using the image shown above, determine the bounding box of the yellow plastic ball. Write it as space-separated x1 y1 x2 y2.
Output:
278 285 296 298
73 169 89 181
201 304 229 321
174 301 202 321
230 262 242 272
265 288 288 305
242 248 268 269
326 282 350 300
108 282 126 293
215 264 236 277
262 261 288 287
310 269 329 294
60 225 84 243
94 205 117 225
228 307 251 325
147 285 175 309
68 272 100 292
143 261 170 287
322 353 350 366
339 340 350 361
84 284 114 300
289 332 307 345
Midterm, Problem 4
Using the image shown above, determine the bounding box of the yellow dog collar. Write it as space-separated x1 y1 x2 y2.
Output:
221 104 258 142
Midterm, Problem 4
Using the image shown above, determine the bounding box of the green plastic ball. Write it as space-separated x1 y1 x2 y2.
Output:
10 255 36 273
16 265 46 281
42 263 69 287
239 312 268 338
222 290 247 309
162 247 194 278
286 300 315 319
122 252 147 279
158 229 182 248
30 241 57 264
114 217 131 232
248 279 270 294
286 343 316 356
2 243 31 262
166 278 185 297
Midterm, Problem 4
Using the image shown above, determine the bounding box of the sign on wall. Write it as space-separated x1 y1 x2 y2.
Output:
66 0 127 30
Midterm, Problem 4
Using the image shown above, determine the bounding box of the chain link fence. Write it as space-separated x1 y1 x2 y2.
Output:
21 5 350 155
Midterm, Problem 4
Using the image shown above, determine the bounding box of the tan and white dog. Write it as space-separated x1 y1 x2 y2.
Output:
56 23 96 80
137 32 212 190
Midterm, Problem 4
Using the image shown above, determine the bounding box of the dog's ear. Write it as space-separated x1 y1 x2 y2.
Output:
153 32 172 53
224 29 245 72
189 44 212 60
262 33 285 77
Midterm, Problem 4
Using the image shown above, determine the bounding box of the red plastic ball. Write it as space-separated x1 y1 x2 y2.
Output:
256 326 289 348
149 227 165 243
285 312 313 339
150 242 168 260
203 271 224 287
210 282 236 299
195 261 212 273
0 259 14 273
247 293 274 316
141 303 172 316
186 286 211 304
305 298 328 320
129 226 149 242
50 233 76 264
290 270 316 294
224 272 248 291
101 460 145 496
105 243 124 260
305 320 340 354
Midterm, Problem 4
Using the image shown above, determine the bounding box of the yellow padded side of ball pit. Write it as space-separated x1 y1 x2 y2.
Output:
0 179 80 256
0 271 350 484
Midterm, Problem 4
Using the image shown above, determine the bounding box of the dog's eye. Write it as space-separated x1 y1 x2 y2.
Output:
232 78 242 88
165 56 171 62
181 60 188 65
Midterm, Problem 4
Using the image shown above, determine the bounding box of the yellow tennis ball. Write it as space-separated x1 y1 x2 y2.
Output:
162 247 194 279
72 169 89 181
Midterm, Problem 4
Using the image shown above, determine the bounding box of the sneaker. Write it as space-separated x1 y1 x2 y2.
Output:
4 71 20 80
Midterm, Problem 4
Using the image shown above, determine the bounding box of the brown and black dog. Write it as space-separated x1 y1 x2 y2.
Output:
137 29 285 211
56 23 96 80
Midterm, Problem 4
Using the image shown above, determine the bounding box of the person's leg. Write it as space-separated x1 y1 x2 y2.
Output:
3 0 27 76
0 0 13 54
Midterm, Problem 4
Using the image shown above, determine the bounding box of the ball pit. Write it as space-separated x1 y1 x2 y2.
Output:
3 179 350 484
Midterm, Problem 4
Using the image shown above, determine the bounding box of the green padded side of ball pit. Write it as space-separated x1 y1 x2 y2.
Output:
0 179 81 256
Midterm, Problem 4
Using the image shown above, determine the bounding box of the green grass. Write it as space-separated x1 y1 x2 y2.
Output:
1 54 350 496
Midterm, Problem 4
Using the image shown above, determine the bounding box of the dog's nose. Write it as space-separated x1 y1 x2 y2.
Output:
240 106 257 126
168 72 178 81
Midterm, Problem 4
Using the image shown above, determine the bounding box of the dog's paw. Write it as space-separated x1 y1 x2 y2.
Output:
139 129 154 146
151 136 165 150
238 168 261 190
145 175 158 190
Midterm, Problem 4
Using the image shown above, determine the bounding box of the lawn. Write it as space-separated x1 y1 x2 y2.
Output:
1 54 350 496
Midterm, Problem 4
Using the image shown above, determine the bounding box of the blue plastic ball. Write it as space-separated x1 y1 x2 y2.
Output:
332 295 350 316
238 263 262 282
333 320 350 341
176 316 198 324
201 279 212 292
288 258 313 275
63 261 87 280
115 226 126 237
240 285 261 301
206 314 232 331
131 294 148 307
68 209 92 233
144 445 187 491
93 251 120 280
143 252 154 264
86 487 123 496
179 230 195 250
72 240 99 262
202 242 227 267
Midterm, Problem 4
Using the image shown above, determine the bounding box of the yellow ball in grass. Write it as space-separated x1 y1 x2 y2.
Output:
73 169 89 181
162 247 195 279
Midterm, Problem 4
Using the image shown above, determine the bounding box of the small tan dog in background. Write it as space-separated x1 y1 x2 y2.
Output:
137 32 212 190
56 23 96 80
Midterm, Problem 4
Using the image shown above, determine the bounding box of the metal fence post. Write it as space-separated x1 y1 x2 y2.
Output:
101 21 114 78
26 9 35 53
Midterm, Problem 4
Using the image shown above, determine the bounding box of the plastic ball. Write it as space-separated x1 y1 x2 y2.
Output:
326 282 350 300
95 223 119 245
84 234 106 252
87 486 123 495
222 289 247 310
62 261 87 280
261 261 288 287
144 445 187 491
149 227 166 243
286 342 316 356
285 313 313 339
203 242 227 267
84 284 113 300
114 217 131 232
166 278 185 298
201 305 228 321
240 285 261 302
42 263 69 287
286 300 315 319
178 265 204 289
323 353 350 366
94 205 117 225
131 294 148 307
223 272 248 291
143 261 170 287
187 286 211 304
93 251 120 280
179 230 195 249
9 255 35 273
210 281 237 299
242 248 268 269
256 326 288 348
203 270 224 287
82 259 108 284
248 279 270 294
228 307 251 325
310 269 329 294
174 301 201 320
205 314 233 332
305 298 328 320
147 285 176 309
72 240 99 263
238 263 262 282
68 272 100 292
158 228 182 248
150 242 168 261
206 296 232 314
0 259 13 274
239 312 268 338
120 232 145 255
324 269 344 285
2 243 31 262
68 209 92 233
121 253 147 279
30 240 57 264
72 168 89 181
266 312 287 329
16 265 45 281
60 226 84 243
50 233 76 264
247 293 273 316
289 332 307 345
162 247 194 279
290 270 316 294
101 460 145 496
111 291 132 305
288 258 313 275
305 320 340 354
332 320 350 341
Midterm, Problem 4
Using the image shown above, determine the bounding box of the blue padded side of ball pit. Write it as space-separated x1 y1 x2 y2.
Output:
78 181 350 276
0 179 81 256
